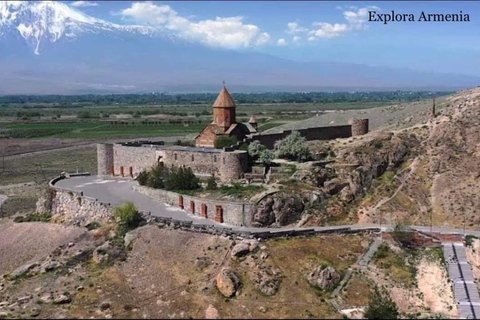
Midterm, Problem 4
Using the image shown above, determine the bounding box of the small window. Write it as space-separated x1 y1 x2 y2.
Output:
223 157 226 164
174 153 177 160
213 155 217 162
191 155 194 161
226 116 229 123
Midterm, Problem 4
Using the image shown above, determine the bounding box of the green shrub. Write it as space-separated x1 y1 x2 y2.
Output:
392 220 414 247
165 166 200 191
274 131 311 161
112 202 142 235
85 221 101 230
136 170 149 186
364 285 399 319
206 175 218 190
214 135 238 149
13 213 51 223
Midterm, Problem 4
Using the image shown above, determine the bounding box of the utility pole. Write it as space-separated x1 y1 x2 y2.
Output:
432 97 436 118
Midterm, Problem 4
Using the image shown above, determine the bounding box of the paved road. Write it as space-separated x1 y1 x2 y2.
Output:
54 175 480 236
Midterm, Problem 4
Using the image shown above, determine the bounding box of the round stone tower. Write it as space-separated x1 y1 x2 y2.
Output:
350 119 369 136
219 151 248 182
97 143 114 176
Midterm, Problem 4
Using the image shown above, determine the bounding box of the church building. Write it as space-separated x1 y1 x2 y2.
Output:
195 85 258 148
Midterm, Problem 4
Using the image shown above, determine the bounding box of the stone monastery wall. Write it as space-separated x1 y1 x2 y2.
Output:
251 125 352 149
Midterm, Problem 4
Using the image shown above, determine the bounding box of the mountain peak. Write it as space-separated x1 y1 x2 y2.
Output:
0 1 163 54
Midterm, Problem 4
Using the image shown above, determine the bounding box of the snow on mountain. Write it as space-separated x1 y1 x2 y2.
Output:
0 1 168 55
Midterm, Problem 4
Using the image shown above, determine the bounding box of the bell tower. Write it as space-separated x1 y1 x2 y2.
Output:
212 84 236 129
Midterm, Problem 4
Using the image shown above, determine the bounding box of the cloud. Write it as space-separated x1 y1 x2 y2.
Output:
276 38 287 46
308 22 349 39
117 2 270 49
343 6 379 30
286 22 308 35
70 1 99 8
286 6 379 42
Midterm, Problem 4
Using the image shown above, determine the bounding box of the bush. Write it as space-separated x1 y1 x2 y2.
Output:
206 174 218 190
147 163 167 189
392 220 414 247
13 213 51 223
165 166 200 191
214 135 237 149
274 131 311 161
364 285 399 319
136 170 149 186
258 149 275 165
248 140 265 159
112 202 142 235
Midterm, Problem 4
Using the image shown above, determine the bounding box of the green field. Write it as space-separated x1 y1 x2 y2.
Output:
1 121 210 139
0 145 98 185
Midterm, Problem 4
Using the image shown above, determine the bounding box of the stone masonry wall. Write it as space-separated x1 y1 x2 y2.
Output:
162 149 220 177
251 125 352 149
51 189 112 227
134 185 255 226
113 144 157 177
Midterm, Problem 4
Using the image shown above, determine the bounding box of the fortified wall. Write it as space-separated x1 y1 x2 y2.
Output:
97 143 248 182
227 119 369 150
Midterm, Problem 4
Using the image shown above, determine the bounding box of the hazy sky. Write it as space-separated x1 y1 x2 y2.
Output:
69 1 480 76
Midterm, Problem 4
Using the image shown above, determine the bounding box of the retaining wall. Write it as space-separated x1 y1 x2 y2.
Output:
50 177 113 226
134 185 255 226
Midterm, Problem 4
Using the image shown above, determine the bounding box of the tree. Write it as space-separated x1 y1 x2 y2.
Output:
248 140 265 159
392 219 414 247
274 131 310 161
206 174 218 190
364 286 399 319
258 149 275 165
165 166 200 191
214 135 238 149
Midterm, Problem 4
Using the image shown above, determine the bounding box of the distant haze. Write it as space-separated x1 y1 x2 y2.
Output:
0 1 478 94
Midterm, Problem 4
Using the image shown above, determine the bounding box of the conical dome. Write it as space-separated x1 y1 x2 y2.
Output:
213 86 236 108
248 115 257 124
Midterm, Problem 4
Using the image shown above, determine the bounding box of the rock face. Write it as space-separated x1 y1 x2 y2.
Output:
307 266 340 290
216 269 241 298
252 193 305 227
251 266 282 296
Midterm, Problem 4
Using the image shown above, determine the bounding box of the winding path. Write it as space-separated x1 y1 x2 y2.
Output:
54 175 480 237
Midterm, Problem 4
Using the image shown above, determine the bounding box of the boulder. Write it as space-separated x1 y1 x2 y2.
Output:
10 263 38 279
307 266 340 290
53 294 72 304
93 242 110 264
251 267 281 296
231 243 250 259
215 269 241 298
124 232 138 248
324 179 349 195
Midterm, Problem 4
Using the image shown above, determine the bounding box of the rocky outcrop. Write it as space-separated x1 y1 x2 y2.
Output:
307 266 340 290
231 240 258 259
251 266 282 296
252 193 305 227
216 269 241 298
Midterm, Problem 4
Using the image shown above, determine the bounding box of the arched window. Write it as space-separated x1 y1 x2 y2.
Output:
191 155 194 161
174 153 177 160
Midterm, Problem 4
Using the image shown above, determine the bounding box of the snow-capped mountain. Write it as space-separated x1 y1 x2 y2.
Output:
0 1 170 54
0 1 478 94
